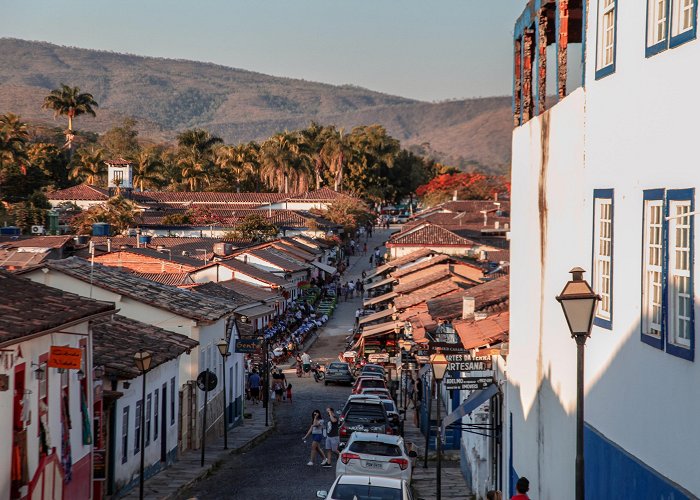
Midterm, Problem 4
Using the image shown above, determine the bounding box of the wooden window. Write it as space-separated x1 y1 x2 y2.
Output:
122 406 129 464
593 190 614 329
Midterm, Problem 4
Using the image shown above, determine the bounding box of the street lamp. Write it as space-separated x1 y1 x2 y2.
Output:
556 267 600 500
429 351 448 500
216 338 231 450
258 335 269 427
134 350 152 500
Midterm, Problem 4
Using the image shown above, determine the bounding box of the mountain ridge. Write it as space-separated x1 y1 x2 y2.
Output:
0 38 512 173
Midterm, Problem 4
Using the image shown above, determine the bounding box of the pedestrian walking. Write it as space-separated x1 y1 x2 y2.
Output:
324 407 340 467
348 280 356 298
357 280 364 298
511 477 530 500
301 352 312 377
302 410 328 466
355 308 361 327
406 375 415 408
248 370 261 405
286 383 293 403
362 242 368 255
343 283 350 301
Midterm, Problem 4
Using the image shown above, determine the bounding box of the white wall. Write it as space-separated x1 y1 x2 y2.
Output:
0 326 93 500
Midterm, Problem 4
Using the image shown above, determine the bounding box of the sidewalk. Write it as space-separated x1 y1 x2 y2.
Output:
121 403 273 499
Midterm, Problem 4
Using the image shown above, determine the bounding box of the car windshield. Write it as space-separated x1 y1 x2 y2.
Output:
361 380 385 388
350 441 402 457
331 484 401 500
346 406 386 424
363 366 383 373
329 363 348 370
382 402 395 412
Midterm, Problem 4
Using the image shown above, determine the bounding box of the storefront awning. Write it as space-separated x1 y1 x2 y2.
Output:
365 276 395 291
363 292 398 307
236 304 275 318
311 260 337 275
440 383 499 437
361 321 403 338
358 308 393 326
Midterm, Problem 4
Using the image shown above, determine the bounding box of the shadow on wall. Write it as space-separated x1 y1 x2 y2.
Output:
509 318 697 499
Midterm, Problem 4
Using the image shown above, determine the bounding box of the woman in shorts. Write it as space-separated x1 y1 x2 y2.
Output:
302 409 328 466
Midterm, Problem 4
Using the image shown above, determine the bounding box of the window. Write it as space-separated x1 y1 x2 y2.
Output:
647 0 670 55
670 0 698 46
154 390 159 441
666 190 694 360
170 378 176 426
134 400 142 455
593 190 614 329
112 169 124 185
641 189 695 360
122 407 129 464
596 0 617 78
145 394 152 447
642 190 665 348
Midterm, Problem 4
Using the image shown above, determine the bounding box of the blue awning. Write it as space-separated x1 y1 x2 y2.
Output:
441 383 499 437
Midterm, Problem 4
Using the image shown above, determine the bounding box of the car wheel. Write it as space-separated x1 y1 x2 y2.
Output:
324 381 328 386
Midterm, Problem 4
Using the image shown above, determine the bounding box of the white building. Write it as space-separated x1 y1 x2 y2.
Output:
20 258 246 456
508 0 700 498
0 271 115 500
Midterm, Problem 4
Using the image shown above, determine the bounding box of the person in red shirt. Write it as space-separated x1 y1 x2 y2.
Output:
511 477 530 499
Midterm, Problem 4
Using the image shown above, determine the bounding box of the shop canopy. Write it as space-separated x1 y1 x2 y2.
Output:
365 276 396 291
310 260 337 275
358 308 394 326
363 291 398 307
362 320 403 338
440 383 499 438
237 304 275 319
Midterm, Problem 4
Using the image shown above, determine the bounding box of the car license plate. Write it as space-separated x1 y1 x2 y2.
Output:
365 461 383 469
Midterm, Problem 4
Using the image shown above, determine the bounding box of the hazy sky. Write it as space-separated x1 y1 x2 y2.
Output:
1 1 526 102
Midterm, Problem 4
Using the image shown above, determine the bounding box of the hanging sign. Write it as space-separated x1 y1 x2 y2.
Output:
445 354 492 372
444 375 493 391
196 370 218 392
47 346 82 369
235 338 261 353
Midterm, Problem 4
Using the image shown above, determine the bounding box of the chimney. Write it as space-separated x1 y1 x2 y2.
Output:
107 238 111 253
462 296 475 319
453 190 458 201
495 221 500 229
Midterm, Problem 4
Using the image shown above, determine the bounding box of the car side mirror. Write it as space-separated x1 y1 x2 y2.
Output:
317 491 328 499
408 450 418 458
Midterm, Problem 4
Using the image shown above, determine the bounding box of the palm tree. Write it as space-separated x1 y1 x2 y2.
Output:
214 144 258 192
259 132 307 194
69 146 105 185
42 84 98 155
176 129 222 191
320 127 352 192
133 149 164 191
0 113 30 175
298 122 328 190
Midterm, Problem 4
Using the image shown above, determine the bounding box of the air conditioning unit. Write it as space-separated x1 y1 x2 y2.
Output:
31 225 45 235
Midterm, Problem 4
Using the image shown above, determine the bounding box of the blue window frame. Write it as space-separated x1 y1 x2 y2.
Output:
595 0 618 79
592 189 614 330
641 189 666 350
646 0 697 56
640 188 695 360
665 189 694 361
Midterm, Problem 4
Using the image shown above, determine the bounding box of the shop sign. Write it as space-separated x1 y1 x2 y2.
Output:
196 370 218 392
368 353 390 363
444 375 493 391
47 346 82 369
235 338 261 353
429 342 468 354
445 354 492 372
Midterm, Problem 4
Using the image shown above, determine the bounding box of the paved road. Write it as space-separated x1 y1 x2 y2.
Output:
177 230 390 500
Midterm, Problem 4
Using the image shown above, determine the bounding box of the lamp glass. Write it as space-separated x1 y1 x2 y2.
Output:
134 351 152 372
560 297 598 334
430 352 448 381
217 339 229 356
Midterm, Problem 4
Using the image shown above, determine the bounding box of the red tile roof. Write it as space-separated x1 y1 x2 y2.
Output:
245 248 309 272
426 276 509 320
285 188 351 201
105 158 133 166
215 279 284 302
393 267 452 294
387 223 476 247
393 280 462 309
368 248 436 278
133 191 289 205
88 236 253 261
453 311 509 350
47 184 110 201
130 272 195 286
218 258 289 286
391 254 452 279
0 270 115 343
0 235 74 249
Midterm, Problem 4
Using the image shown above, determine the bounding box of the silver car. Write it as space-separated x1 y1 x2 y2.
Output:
317 474 414 500
335 432 417 483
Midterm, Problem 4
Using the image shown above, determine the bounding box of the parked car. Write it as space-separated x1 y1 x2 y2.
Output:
358 387 393 400
336 432 417 482
317 474 414 500
360 364 386 376
324 362 354 386
352 377 388 394
339 399 392 443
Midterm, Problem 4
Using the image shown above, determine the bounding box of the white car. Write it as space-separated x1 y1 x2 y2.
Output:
317 474 414 500
335 432 417 483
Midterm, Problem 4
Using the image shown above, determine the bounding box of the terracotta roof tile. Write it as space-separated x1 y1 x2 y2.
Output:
92 315 198 379
368 248 436 278
47 184 110 201
105 158 133 166
0 271 114 343
393 280 462 309
215 279 284 302
391 255 452 278
246 248 309 272
131 272 195 286
34 257 236 322
0 249 50 270
133 191 289 205
453 311 509 350
426 276 509 321
218 258 289 286
285 188 351 201
393 268 452 294
189 281 260 308
0 235 74 249
88 236 253 261
388 223 476 247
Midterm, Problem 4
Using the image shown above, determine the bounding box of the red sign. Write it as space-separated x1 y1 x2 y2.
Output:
47 346 82 370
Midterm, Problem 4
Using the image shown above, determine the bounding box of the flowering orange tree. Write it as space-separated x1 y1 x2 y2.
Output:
416 172 510 206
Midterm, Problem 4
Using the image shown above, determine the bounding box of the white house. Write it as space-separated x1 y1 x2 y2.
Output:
508 0 700 498
91 315 197 497
0 271 115 500
20 258 246 456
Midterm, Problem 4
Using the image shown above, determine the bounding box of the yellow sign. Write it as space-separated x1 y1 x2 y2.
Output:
48 346 82 370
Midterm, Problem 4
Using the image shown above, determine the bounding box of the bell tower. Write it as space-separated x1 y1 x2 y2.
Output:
105 158 134 197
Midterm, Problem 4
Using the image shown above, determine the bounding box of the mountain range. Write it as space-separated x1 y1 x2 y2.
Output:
0 38 512 174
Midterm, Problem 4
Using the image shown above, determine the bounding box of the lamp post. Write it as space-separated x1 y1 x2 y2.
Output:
556 267 600 500
258 334 269 427
430 351 448 500
216 339 231 450
134 350 153 500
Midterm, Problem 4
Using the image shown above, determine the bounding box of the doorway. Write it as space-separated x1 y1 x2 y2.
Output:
160 384 167 462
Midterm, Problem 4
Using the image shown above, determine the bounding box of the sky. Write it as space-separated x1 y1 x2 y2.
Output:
0 1 526 102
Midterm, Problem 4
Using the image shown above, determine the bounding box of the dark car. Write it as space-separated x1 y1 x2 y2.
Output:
352 377 388 394
360 364 386 377
325 362 354 386
339 399 392 443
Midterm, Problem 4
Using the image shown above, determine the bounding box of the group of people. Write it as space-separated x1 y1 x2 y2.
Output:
335 279 364 301
486 476 531 500
302 407 340 467
246 366 294 404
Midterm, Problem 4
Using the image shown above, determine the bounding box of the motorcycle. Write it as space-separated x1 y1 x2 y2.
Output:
311 362 325 383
